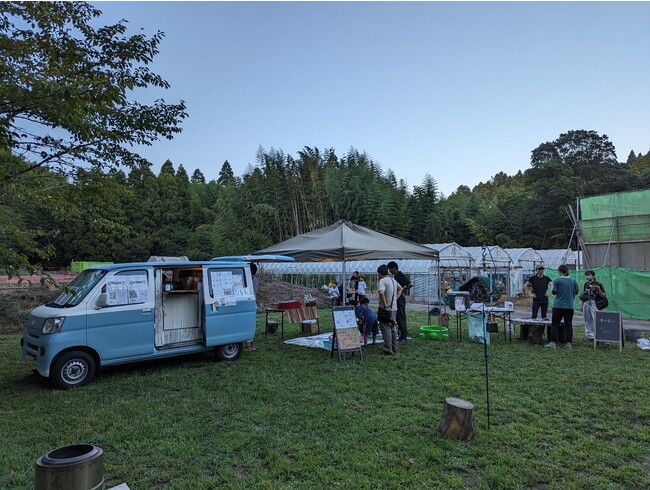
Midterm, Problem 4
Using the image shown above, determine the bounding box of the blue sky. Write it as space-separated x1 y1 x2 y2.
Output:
94 1 650 196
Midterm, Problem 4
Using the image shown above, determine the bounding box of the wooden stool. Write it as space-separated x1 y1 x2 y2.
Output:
266 320 278 335
437 397 475 441
301 319 320 334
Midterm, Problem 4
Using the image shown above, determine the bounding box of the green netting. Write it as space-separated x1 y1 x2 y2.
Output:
71 261 113 273
580 190 650 242
545 267 650 320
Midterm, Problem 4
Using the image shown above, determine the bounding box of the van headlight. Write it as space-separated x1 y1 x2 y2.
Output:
42 317 65 334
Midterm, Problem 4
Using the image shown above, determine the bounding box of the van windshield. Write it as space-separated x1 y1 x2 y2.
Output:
47 269 107 307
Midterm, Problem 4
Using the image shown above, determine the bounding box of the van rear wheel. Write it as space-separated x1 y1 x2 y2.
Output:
52 351 96 389
215 342 243 361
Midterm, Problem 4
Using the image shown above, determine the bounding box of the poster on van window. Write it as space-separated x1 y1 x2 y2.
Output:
105 275 148 305
210 271 237 306
106 277 128 305
127 275 148 304
231 272 252 299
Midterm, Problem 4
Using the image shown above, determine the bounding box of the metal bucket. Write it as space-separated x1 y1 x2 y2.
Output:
35 444 104 490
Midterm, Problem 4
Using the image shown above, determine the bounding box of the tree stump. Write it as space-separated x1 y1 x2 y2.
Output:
437 397 475 441
528 324 545 345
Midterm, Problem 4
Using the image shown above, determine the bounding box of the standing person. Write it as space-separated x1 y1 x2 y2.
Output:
357 276 367 301
387 261 412 343
349 271 361 301
581 270 607 340
546 264 579 349
524 266 553 320
377 264 403 356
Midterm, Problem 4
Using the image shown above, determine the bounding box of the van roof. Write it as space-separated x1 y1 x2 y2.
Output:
86 260 248 271
83 255 295 272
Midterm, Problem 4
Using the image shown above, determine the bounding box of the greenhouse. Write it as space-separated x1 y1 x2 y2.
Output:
261 259 440 303
536 249 580 271
504 248 544 295
423 243 474 298
464 246 513 297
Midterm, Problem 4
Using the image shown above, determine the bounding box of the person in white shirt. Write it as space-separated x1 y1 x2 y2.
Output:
328 282 340 307
377 264 403 356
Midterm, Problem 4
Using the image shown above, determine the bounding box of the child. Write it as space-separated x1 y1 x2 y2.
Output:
357 297 379 346
357 277 367 301
328 282 340 307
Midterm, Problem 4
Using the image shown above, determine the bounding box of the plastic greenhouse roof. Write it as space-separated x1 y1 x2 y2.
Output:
503 248 543 267
258 246 584 277
423 243 473 268
464 246 512 267
262 259 438 276
536 249 579 270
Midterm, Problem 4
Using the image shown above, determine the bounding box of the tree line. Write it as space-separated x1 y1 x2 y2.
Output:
3 132 650 272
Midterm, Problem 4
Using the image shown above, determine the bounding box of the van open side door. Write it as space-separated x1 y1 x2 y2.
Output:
202 265 256 347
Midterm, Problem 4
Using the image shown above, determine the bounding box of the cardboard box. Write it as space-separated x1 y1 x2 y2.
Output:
448 291 470 311
301 320 319 334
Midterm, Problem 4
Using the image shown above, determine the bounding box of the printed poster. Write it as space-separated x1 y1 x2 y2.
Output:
128 275 148 304
210 270 237 306
106 274 148 305
106 277 128 306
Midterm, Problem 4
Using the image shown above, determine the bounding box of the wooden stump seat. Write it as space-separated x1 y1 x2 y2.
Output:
437 397 475 441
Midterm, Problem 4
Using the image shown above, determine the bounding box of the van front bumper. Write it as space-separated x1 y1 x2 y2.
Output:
22 329 57 378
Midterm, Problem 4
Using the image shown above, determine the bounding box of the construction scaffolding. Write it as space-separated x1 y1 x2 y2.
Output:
578 189 650 270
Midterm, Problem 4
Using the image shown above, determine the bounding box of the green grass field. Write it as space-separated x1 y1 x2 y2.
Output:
1 311 649 489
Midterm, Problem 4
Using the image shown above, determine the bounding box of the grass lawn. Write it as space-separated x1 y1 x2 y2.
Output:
1 311 649 489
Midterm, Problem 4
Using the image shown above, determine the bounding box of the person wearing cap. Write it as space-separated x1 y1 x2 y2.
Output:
524 265 553 320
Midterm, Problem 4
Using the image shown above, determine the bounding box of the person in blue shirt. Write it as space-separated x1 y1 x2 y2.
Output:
546 264 579 349
357 297 379 347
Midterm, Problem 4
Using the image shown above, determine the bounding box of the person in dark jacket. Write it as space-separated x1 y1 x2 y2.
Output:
581 270 606 340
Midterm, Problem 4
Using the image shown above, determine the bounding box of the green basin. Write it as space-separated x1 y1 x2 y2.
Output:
419 325 449 340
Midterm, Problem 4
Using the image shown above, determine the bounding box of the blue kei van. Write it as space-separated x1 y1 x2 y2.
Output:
21 256 292 388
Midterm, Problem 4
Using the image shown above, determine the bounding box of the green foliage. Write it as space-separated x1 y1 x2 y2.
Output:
0 150 66 277
0 1 186 273
0 2 187 175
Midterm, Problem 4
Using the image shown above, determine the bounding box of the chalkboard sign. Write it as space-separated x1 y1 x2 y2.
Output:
331 306 362 361
594 310 623 352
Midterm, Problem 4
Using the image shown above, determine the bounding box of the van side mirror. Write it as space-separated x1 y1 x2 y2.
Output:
95 293 109 309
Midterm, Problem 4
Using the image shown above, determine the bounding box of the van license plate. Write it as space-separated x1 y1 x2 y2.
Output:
26 357 33 370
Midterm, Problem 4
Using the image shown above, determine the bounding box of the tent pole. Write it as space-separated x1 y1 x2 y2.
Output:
342 261 347 306
482 304 491 430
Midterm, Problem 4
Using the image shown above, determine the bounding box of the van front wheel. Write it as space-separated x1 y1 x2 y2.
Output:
215 343 243 361
52 351 96 389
